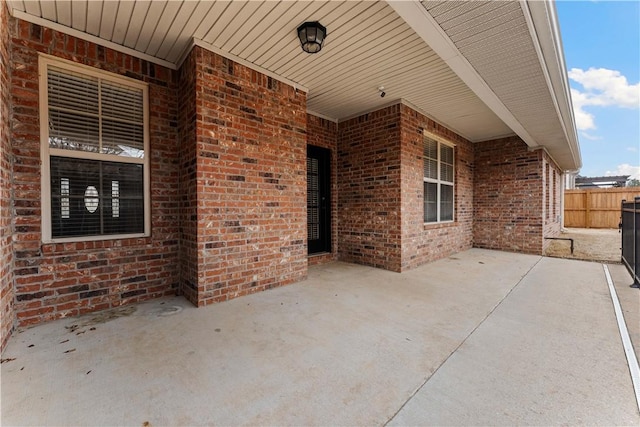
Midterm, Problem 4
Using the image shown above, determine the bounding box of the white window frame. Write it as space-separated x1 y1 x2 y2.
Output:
423 131 455 224
39 54 150 243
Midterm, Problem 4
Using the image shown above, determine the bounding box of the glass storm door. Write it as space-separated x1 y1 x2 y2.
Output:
307 145 331 254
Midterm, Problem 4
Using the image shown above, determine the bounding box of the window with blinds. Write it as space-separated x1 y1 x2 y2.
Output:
423 136 455 223
40 55 149 241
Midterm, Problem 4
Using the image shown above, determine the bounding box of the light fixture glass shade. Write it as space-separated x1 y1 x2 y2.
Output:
297 22 327 54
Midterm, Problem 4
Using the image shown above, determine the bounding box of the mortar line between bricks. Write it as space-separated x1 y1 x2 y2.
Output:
383 255 544 426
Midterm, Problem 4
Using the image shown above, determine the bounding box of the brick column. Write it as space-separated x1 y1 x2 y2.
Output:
0 0 14 351
178 46 308 306
337 105 403 271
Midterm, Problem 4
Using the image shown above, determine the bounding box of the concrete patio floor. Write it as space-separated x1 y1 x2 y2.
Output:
1 249 638 426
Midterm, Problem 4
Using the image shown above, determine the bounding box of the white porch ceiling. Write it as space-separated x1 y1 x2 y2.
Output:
7 0 580 170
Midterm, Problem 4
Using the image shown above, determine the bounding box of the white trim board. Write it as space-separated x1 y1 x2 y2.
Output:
603 264 640 413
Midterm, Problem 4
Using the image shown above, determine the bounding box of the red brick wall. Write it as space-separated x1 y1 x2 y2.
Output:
0 15 567 339
177 49 198 305
1 0 14 351
542 151 562 251
337 105 403 271
399 104 474 270
183 46 308 305
306 114 338 266
9 18 180 327
474 136 545 254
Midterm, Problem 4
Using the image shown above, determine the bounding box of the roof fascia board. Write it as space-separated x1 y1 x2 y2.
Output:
187 39 309 94
10 9 177 70
521 0 582 169
387 0 539 148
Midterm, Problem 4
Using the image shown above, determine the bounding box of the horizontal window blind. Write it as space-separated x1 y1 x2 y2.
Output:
424 182 438 223
47 66 145 158
50 157 144 238
424 138 438 180
102 80 144 156
440 145 454 183
423 136 455 223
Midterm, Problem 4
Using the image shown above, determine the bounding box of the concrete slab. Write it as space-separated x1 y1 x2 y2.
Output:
1 249 637 426
389 257 639 425
609 262 640 361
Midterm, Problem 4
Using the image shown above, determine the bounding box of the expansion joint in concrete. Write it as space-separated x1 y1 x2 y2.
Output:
383 256 545 425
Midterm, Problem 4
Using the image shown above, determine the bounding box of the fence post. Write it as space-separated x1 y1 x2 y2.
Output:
635 197 639 288
585 191 590 228
621 198 625 264
622 198 640 288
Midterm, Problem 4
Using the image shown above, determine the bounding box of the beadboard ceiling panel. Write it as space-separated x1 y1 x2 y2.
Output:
9 0 512 141
422 0 580 169
7 0 579 168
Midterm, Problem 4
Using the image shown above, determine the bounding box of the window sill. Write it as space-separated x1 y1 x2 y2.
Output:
423 221 456 230
42 232 150 245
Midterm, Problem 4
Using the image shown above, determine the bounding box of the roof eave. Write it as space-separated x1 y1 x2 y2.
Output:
387 0 540 148
388 0 581 172
522 0 582 170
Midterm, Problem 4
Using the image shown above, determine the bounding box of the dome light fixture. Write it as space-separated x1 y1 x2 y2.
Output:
297 21 327 54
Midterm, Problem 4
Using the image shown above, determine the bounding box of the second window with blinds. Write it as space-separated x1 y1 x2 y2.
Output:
39 55 150 242
423 135 455 223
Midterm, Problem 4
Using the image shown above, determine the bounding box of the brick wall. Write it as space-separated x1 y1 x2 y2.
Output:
474 136 546 254
399 104 474 270
1 0 14 351
177 49 198 305
9 18 180 327
182 46 308 306
338 105 403 271
542 151 562 251
1 14 568 341
306 114 338 266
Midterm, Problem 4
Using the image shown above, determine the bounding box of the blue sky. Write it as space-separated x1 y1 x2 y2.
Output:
556 0 640 180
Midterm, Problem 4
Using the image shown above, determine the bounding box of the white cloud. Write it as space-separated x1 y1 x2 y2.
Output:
579 131 601 141
570 88 596 131
605 164 640 180
568 68 639 132
568 68 640 108
628 146 638 152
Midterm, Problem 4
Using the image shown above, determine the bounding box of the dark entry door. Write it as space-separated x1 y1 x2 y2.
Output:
307 145 331 254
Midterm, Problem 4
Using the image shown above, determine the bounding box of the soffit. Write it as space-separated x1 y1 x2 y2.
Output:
7 0 513 142
422 0 579 169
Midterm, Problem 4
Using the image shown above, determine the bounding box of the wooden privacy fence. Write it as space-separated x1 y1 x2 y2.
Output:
564 188 640 229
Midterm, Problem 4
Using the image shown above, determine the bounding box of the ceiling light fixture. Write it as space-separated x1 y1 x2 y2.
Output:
297 21 327 54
